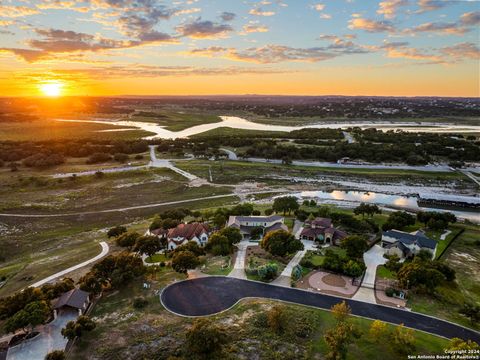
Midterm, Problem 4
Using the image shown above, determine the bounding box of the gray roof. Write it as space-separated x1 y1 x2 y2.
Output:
239 222 287 235
235 215 283 223
54 288 90 310
383 230 437 249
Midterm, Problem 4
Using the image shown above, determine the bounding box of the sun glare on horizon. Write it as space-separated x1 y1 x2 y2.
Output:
39 82 63 97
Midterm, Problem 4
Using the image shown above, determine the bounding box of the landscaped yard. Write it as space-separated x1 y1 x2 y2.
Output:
245 246 288 282
301 247 347 269
376 265 396 280
145 253 168 264
201 255 232 276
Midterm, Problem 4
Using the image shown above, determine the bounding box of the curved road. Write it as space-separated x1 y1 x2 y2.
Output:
29 242 109 288
160 277 480 343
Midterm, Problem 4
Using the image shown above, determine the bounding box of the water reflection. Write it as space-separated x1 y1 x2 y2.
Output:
294 190 480 223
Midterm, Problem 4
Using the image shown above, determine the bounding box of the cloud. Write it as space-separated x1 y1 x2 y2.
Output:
36 1 90 13
416 0 449 14
18 65 292 81
440 42 480 60
186 42 370 64
2 27 177 62
220 12 236 22
249 8 275 16
176 19 233 38
348 18 396 32
377 0 408 19
0 5 39 18
241 22 269 34
313 3 325 12
460 11 480 26
404 11 480 35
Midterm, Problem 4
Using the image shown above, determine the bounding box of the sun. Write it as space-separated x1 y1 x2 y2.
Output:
39 81 63 97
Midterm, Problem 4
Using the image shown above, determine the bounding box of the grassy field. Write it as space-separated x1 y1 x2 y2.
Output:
408 224 480 330
0 120 154 141
68 266 450 360
191 126 289 138
175 159 468 185
132 109 222 131
145 253 168 263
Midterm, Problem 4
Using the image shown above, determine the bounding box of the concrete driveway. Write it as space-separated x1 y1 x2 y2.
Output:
228 241 249 279
7 310 77 360
352 245 386 303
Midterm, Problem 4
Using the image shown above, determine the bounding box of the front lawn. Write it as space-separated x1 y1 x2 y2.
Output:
144 253 168 264
376 265 396 280
201 255 232 276
245 246 287 282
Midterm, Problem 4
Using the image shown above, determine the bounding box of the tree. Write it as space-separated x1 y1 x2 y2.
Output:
343 260 364 278
324 321 358 360
444 338 480 351
213 213 227 228
368 320 387 342
267 305 288 334
115 231 140 250
174 241 205 256
261 230 304 257
340 235 368 259
459 302 480 325
134 235 162 257
250 227 264 240
40 278 75 300
354 203 380 218
272 196 299 215
45 350 66 360
331 301 351 323
264 208 274 216
172 250 199 273
205 233 231 256
257 263 278 281
218 227 242 245
78 273 103 295
185 318 227 358
61 316 96 340
382 211 416 231
392 324 416 355
107 226 127 238
5 301 51 334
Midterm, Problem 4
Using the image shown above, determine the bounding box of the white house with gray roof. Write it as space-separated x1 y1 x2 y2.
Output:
227 215 287 240
381 229 437 259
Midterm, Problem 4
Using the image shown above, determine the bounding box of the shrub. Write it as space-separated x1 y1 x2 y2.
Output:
113 153 129 162
86 152 111 164
257 262 278 281
132 297 149 309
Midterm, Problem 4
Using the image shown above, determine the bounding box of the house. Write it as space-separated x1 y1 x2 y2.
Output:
227 215 287 240
299 217 347 245
166 222 210 250
381 229 437 259
53 288 90 318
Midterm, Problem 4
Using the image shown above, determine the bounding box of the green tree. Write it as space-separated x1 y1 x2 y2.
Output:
459 302 480 325
392 324 416 355
340 235 368 259
250 227 264 240
267 305 288 334
107 225 127 238
368 320 388 342
5 301 50 334
133 235 162 257
172 250 199 273
218 227 242 245
185 318 228 358
444 338 480 351
205 233 231 256
61 316 96 340
45 350 66 360
261 230 304 257
343 260 364 278
257 262 278 281
115 231 140 250
272 196 299 215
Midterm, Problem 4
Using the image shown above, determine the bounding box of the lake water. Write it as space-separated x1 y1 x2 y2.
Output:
59 116 480 139
289 190 480 223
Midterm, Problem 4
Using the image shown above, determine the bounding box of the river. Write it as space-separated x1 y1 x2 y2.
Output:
284 190 480 223
58 116 480 140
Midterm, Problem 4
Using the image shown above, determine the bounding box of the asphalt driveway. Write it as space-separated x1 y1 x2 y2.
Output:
160 276 480 343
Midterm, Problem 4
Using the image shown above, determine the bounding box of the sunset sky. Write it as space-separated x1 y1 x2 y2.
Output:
0 0 479 97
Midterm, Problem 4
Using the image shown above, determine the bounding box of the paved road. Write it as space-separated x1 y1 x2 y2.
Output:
161 277 480 342
29 242 109 288
220 148 238 160
148 145 198 181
